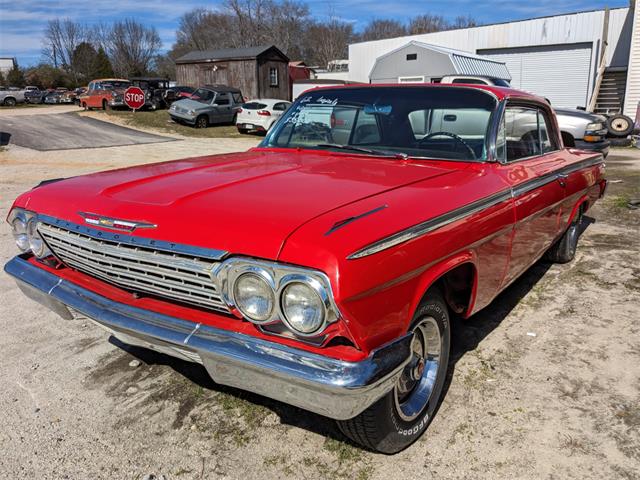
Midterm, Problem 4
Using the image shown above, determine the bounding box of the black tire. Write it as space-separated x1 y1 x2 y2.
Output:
337 290 451 454
237 127 249 134
606 114 634 137
609 136 632 147
561 131 575 148
195 115 208 128
4 97 16 107
545 208 583 264
231 113 237 125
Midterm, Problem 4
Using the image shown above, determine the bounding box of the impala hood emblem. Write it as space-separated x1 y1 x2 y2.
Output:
79 212 157 232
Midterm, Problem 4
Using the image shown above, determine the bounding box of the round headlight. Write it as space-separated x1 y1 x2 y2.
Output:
11 216 29 252
233 273 275 322
27 219 50 258
281 282 325 335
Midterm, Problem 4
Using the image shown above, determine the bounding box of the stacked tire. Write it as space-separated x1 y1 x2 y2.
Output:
606 114 635 147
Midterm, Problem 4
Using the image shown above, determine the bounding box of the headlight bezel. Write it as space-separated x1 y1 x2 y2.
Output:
7 208 53 258
215 258 340 337
231 268 277 324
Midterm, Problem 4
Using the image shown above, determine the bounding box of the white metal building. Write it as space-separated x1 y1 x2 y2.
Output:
369 41 511 83
0 57 16 77
349 6 640 115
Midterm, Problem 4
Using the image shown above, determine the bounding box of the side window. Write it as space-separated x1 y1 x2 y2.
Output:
502 106 558 161
273 102 288 111
232 92 244 104
269 67 279 87
504 107 541 161
538 110 556 153
216 93 230 105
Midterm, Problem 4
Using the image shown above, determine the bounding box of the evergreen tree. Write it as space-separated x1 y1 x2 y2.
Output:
71 41 98 84
6 64 25 87
92 47 114 78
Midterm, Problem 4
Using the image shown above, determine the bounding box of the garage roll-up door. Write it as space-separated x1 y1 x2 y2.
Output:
479 43 593 109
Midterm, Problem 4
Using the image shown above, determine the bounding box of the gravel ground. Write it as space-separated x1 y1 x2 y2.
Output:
0 110 638 480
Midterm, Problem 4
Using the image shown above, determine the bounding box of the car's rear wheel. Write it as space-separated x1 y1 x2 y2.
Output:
195 115 208 128
231 113 237 125
337 290 450 454
545 207 583 263
237 127 249 134
4 97 16 107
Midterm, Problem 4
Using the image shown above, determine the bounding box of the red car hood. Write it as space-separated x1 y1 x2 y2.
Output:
18 149 459 259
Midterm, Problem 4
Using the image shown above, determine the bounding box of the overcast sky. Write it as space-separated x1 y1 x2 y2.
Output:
0 0 630 66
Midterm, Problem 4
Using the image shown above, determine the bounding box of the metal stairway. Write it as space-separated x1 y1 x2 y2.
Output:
594 69 628 115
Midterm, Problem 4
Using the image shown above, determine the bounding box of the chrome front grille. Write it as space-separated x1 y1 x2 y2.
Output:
38 223 229 313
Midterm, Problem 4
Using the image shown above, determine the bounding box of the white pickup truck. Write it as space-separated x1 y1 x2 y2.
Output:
0 87 27 107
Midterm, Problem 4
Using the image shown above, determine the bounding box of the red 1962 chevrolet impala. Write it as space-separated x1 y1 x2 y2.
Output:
5 85 606 453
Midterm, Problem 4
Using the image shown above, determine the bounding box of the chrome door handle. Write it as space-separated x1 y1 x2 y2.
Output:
556 173 568 187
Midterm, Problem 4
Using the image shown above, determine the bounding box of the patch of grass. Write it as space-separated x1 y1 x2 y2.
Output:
97 109 249 138
610 194 632 209
216 391 268 428
173 467 193 476
323 437 363 464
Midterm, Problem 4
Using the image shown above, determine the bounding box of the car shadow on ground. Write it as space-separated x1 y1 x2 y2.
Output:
0 132 11 146
111 216 595 450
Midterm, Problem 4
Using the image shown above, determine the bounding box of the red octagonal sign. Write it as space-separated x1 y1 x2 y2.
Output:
124 86 145 110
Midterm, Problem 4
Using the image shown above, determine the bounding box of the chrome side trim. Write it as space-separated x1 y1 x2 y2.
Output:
348 189 512 260
5 255 413 421
347 155 603 260
37 214 228 260
325 205 388 236
511 155 604 198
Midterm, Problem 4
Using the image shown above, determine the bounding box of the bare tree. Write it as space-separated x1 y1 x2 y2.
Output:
305 16 354 67
42 19 92 76
360 19 406 42
408 14 450 35
266 0 310 58
98 19 162 76
451 15 477 29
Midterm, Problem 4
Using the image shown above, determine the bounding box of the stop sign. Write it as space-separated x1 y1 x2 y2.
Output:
124 86 145 110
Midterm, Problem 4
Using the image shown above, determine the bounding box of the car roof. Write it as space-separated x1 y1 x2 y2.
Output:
301 83 546 104
244 98 290 104
201 84 242 93
130 77 170 81
92 78 130 82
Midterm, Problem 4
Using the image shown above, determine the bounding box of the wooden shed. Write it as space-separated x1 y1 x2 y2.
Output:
175 45 290 100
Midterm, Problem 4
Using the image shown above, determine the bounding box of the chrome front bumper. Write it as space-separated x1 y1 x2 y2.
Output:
4 256 412 420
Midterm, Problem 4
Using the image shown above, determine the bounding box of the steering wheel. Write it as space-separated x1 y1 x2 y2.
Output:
418 131 476 160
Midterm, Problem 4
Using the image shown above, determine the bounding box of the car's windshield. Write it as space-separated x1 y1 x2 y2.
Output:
192 88 215 104
263 86 498 161
101 81 130 89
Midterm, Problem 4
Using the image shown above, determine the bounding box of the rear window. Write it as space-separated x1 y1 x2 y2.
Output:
243 102 268 110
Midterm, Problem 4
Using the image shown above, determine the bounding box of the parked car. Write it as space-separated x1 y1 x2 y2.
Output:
0 87 26 106
78 78 131 110
4 84 607 454
169 85 244 128
24 88 46 104
44 90 62 104
236 99 291 134
169 85 196 100
440 75 610 156
129 77 175 110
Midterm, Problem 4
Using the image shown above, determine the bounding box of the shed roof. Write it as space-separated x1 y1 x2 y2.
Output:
371 41 512 80
176 45 288 64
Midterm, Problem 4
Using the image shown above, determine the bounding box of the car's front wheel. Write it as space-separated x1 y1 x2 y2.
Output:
338 290 450 454
195 115 208 128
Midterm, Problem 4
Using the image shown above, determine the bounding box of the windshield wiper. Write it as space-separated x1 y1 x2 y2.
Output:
315 144 408 159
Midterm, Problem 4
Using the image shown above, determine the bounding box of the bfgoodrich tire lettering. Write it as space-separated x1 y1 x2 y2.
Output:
337 290 450 454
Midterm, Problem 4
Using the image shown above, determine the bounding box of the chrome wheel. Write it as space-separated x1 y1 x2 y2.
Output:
394 316 442 421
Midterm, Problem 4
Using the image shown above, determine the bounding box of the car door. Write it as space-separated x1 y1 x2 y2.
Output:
213 92 232 122
496 104 567 286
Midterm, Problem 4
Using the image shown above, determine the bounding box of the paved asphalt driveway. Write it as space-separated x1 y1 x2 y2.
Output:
0 112 174 151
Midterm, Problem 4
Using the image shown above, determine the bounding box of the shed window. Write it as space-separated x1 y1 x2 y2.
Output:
406 53 417 61
269 67 279 87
